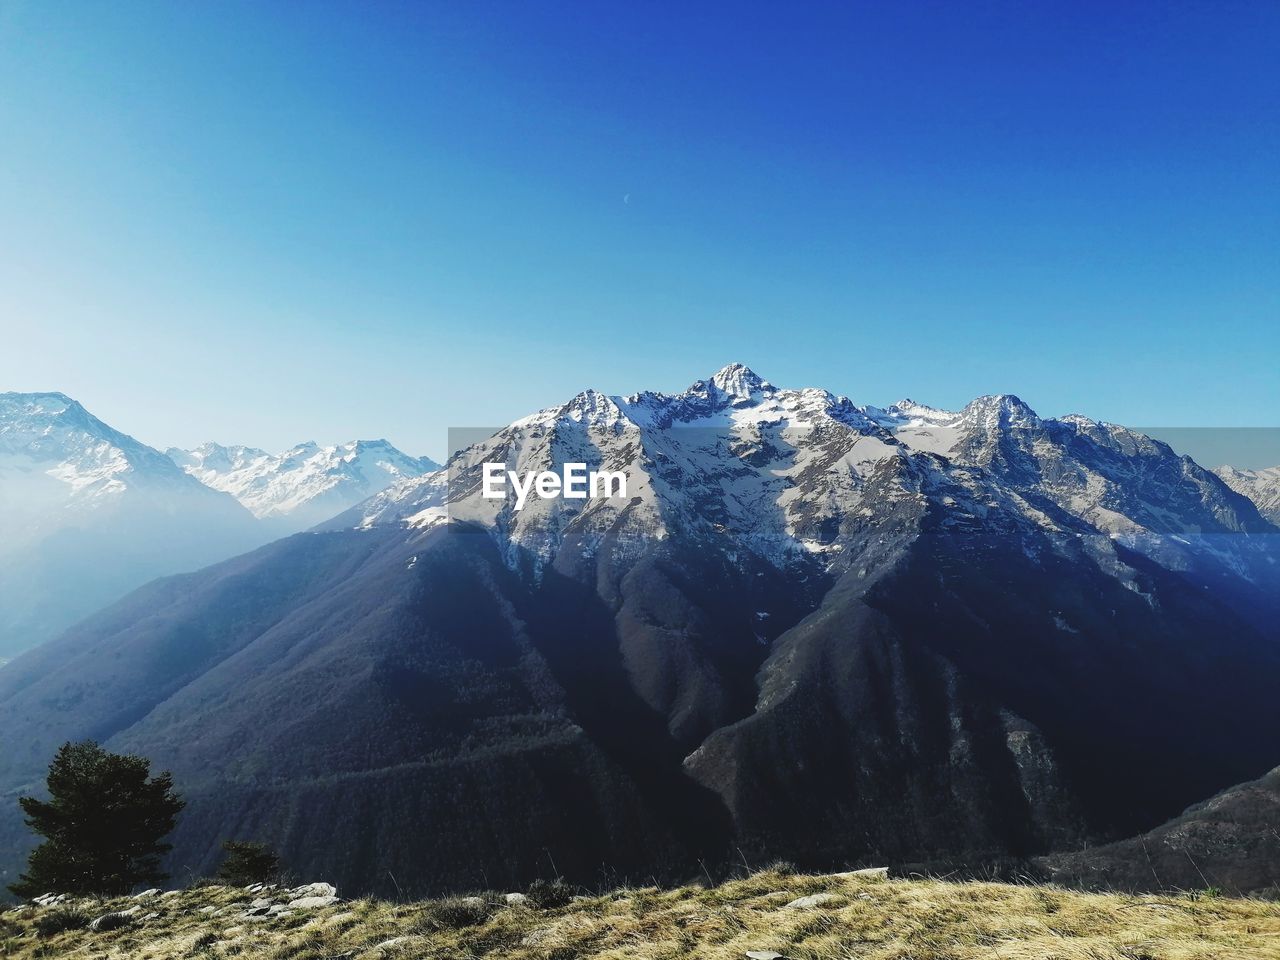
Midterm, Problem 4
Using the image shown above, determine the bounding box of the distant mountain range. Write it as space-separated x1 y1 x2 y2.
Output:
167 440 439 533
2 366 1276 897
0 392 261 658
1213 465 1280 525
0 392 435 657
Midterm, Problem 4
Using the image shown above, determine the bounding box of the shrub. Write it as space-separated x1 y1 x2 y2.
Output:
420 896 492 929
34 907 92 937
525 878 576 910
190 931 219 949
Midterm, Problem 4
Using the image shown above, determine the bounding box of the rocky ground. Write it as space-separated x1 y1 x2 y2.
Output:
2 867 1279 959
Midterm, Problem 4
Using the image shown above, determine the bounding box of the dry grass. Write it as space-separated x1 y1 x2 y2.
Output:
2 868 1278 960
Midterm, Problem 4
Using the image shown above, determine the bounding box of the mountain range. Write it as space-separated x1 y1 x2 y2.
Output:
0 392 436 657
0 392 261 658
1213 464 1280 525
1 366 1277 897
167 440 439 533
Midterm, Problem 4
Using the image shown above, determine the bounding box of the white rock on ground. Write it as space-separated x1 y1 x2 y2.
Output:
89 909 137 932
290 882 337 899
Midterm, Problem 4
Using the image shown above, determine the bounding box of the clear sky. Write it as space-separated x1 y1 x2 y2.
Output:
0 1 1276 461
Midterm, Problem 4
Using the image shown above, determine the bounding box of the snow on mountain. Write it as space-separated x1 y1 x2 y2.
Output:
1213 465 1280 524
341 363 1274 588
0 392 262 656
0 392 254 548
169 439 439 531
1 393 198 541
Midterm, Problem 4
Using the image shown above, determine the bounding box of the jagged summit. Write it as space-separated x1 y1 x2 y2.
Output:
346 365 1274 577
1215 464 1280 524
167 442 272 476
877 398 961 422
708 362 772 398
169 436 439 527
960 393 1040 426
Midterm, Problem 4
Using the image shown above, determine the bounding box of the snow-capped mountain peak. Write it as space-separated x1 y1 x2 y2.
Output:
1214 464 1280 524
708 362 772 399
960 393 1040 430
882 398 955 419
341 366 1276 596
1 391 219 508
168 442 272 476
555 389 630 426
0 392 262 656
170 437 440 528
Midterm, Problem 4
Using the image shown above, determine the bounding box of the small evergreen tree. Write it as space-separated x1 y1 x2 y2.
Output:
216 840 281 886
9 741 185 898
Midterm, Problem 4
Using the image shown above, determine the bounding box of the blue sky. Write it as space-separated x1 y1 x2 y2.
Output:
0 1 1276 460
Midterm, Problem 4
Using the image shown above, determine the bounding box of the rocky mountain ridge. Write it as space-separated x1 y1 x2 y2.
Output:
1041 764 1280 895
1214 464 1280 524
344 362 1274 588
168 439 438 532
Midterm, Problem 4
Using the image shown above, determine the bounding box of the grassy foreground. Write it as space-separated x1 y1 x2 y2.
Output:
2 867 1278 960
